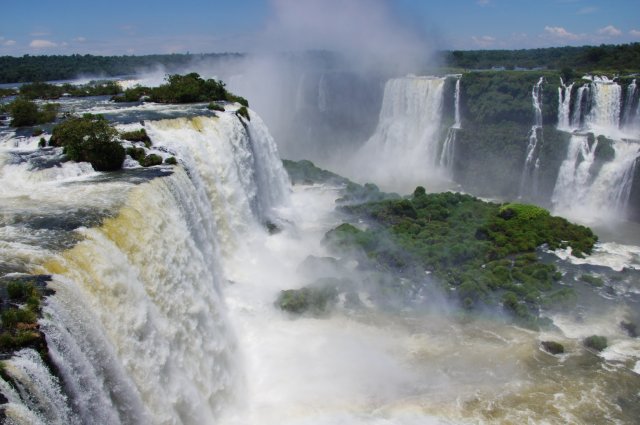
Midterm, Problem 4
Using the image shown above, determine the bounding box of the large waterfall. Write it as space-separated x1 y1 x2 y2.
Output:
354 76 447 191
0 109 291 424
552 76 640 221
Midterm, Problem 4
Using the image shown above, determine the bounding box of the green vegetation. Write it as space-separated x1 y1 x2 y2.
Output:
0 87 17 97
8 98 59 127
116 72 249 106
140 153 163 167
120 128 151 147
164 156 178 165
18 80 123 100
126 146 146 162
207 102 225 111
441 43 640 73
276 283 339 316
0 278 49 355
0 52 242 84
541 340 565 355
50 114 125 171
326 191 596 327
236 106 250 121
580 274 604 287
583 335 608 352
283 159 350 186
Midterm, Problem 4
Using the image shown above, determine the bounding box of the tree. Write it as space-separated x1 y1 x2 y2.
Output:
50 114 125 171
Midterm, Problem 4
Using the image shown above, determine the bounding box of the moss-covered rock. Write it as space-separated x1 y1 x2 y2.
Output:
140 153 163 167
276 284 338 316
541 340 565 354
120 128 151 147
580 274 604 287
164 156 178 165
583 335 608 352
126 146 146 163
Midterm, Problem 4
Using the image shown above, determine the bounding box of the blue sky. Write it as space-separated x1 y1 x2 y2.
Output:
1 0 639 56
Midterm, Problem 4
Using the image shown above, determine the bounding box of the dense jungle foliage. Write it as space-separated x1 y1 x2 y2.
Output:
0 53 242 83
440 43 640 72
327 190 597 327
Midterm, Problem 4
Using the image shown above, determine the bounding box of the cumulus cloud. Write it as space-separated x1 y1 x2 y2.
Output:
30 39 57 48
597 25 621 37
544 26 580 40
630 29 640 37
471 35 496 47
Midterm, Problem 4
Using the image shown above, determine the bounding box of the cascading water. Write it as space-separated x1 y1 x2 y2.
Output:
552 76 640 220
519 77 544 198
355 76 446 191
0 107 292 424
557 78 574 131
587 76 622 130
571 84 590 130
623 79 638 129
439 77 461 174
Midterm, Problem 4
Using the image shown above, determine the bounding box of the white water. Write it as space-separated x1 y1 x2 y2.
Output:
587 77 622 131
439 77 461 174
557 78 574 131
552 77 640 221
519 77 544 198
354 76 447 192
623 79 638 130
0 108 292 424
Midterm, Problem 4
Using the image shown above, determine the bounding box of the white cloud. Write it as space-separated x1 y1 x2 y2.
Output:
30 31 50 37
3 39 16 46
30 39 57 48
544 26 580 40
74 36 86 42
630 29 640 37
476 0 490 6
471 35 496 47
577 6 597 15
597 25 621 37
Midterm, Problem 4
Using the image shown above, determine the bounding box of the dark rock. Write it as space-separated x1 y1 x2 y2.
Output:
541 340 565 354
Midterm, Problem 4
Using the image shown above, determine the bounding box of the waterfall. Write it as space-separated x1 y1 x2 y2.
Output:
552 134 639 221
0 110 291 424
623 79 638 129
356 76 446 191
571 84 589 130
587 77 622 130
519 77 544 198
145 113 290 255
557 78 574 131
439 77 461 174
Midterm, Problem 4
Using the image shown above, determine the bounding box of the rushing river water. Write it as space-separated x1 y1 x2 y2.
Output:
0 93 639 424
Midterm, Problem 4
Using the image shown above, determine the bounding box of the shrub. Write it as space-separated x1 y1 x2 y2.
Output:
120 128 151 147
126 146 146 162
50 114 125 171
541 340 565 354
140 153 163 167
583 335 607 352
236 106 250 121
8 99 59 127
207 102 225 111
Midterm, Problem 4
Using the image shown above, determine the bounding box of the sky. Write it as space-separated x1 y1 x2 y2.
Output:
1 0 639 56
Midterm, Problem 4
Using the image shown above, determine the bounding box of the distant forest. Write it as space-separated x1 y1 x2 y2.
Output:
0 43 639 84
440 43 640 72
0 53 243 84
